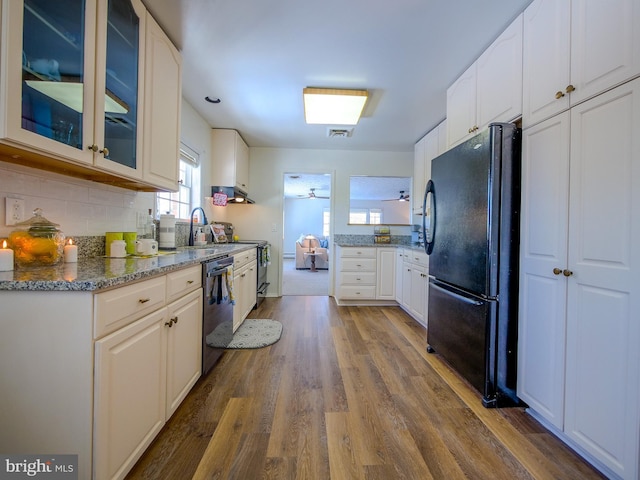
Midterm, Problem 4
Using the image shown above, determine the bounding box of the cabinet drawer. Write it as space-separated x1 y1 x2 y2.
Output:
233 249 257 269
340 258 376 272
406 251 429 268
339 271 376 285
338 285 376 300
340 247 376 258
166 265 202 303
94 276 166 339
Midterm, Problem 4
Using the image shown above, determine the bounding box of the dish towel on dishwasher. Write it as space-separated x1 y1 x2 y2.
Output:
261 244 271 266
224 266 235 305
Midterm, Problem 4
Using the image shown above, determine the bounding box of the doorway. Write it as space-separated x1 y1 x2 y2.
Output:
282 172 332 295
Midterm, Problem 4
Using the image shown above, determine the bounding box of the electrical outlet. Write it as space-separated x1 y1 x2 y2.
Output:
5 197 25 226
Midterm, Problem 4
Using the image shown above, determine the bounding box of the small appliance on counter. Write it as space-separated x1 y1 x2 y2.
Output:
159 214 176 249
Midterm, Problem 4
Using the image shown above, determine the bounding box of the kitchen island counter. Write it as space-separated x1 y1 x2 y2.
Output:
0 243 258 292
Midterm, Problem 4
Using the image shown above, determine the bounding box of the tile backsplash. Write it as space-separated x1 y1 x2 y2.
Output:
0 161 155 238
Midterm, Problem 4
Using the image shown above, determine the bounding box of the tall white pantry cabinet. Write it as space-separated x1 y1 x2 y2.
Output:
518 78 640 479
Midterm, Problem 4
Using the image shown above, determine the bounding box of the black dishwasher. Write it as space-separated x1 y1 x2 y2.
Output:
202 255 234 375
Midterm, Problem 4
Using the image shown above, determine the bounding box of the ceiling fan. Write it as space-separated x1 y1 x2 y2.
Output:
383 190 410 202
307 188 329 199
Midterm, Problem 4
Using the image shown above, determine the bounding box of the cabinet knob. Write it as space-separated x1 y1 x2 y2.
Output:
467 125 479 134
553 268 562 275
88 144 99 152
565 84 576 94
187 280 194 284
563 269 573 277
99 147 110 157
138 297 151 304
555 91 565 99
171 316 178 324
165 319 174 327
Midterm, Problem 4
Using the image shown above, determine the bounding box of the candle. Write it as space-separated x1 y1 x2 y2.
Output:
64 238 78 263
0 240 14 271
63 263 77 281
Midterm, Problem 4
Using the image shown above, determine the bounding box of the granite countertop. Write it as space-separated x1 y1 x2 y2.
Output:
0 243 258 292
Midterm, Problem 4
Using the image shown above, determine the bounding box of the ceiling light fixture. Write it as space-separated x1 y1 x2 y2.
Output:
303 88 368 125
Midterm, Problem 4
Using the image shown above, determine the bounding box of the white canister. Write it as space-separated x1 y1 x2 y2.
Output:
159 214 176 249
110 240 127 258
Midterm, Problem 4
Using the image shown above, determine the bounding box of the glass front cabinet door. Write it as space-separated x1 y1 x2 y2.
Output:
0 0 145 179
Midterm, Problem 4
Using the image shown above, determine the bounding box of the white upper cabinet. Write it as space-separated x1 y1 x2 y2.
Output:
446 62 478 147
210 129 250 193
447 14 523 147
412 134 426 216
0 0 181 191
522 0 571 127
0 0 146 175
475 14 523 129
523 0 640 128
570 0 640 104
92 0 146 179
413 119 445 216
142 11 182 191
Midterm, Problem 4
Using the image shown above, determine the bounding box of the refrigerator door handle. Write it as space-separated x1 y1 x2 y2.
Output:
424 179 436 255
430 281 483 306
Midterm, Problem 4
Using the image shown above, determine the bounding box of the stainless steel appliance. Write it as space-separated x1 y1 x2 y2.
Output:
422 122 521 407
202 255 234 375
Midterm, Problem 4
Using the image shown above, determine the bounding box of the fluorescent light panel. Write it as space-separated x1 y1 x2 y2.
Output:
303 88 367 125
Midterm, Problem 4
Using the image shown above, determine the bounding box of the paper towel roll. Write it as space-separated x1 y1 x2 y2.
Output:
159 214 176 249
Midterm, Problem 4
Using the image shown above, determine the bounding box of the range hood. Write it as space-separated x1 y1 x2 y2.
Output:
211 186 255 204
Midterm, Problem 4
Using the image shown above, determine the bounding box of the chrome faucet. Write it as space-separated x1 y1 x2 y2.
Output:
188 207 208 246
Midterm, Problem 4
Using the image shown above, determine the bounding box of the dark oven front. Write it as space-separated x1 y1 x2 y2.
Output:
202 255 234 375
256 243 270 308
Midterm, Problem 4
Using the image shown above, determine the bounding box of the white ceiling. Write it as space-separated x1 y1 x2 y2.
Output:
142 0 532 153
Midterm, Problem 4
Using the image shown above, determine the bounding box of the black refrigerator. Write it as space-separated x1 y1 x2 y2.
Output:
422 122 521 408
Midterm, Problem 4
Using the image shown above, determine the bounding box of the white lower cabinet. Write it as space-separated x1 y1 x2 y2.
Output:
518 79 640 479
376 248 397 300
93 269 202 480
0 265 203 480
335 246 377 303
233 249 258 331
94 308 168 480
165 289 203 418
335 246 428 317
395 248 404 303
336 246 402 304
399 250 429 326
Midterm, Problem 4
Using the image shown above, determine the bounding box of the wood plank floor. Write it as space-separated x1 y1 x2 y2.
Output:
126 296 605 479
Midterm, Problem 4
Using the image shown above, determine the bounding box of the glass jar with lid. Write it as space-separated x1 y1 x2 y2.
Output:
8 208 66 267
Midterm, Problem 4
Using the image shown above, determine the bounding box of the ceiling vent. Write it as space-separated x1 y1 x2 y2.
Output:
327 127 353 138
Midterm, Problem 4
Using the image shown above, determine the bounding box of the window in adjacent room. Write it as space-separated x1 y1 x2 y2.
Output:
349 208 382 224
322 208 330 237
156 144 201 220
